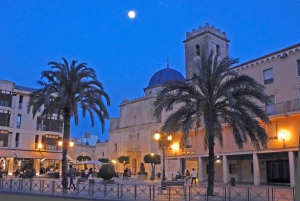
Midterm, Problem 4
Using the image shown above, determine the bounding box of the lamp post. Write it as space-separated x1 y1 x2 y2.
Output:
154 130 172 181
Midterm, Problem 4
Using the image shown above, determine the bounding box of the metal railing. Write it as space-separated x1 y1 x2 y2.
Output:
251 99 300 117
0 178 295 200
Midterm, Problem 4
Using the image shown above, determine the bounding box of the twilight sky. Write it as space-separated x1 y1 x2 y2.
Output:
1 0 299 141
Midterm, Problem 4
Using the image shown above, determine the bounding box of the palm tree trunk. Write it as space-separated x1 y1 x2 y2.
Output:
62 106 71 192
207 134 215 196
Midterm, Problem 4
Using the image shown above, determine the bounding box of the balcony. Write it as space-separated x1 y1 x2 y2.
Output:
252 99 300 117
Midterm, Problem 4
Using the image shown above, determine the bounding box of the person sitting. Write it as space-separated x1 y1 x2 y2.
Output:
175 171 181 180
171 174 176 181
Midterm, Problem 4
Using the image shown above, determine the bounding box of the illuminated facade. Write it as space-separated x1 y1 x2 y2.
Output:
0 80 63 175
97 23 300 187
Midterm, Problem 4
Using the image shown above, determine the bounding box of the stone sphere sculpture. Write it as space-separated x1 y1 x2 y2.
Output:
99 164 115 180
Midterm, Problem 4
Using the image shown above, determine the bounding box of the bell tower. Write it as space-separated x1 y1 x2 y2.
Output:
183 23 230 79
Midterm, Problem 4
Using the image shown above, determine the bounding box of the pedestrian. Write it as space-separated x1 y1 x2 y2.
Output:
88 168 93 179
185 169 191 186
68 165 76 190
123 168 128 180
191 168 197 185
85 168 89 180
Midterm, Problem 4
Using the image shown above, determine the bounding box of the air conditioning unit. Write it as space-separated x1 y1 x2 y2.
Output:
59 127 63 133
268 136 278 140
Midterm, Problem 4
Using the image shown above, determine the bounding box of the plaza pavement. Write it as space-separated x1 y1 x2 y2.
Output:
0 174 295 201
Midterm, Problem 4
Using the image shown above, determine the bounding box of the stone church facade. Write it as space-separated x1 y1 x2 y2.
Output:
96 23 300 187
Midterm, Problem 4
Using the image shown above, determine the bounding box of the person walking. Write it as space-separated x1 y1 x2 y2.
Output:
85 168 89 180
123 168 128 180
191 168 197 185
185 169 191 186
68 165 76 190
88 168 93 179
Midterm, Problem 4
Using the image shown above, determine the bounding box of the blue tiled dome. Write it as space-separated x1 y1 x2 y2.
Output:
147 68 185 88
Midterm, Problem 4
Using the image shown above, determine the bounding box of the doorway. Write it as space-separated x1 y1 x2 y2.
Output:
267 160 290 183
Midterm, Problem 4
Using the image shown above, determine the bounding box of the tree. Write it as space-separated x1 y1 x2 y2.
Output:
98 158 110 163
27 58 110 191
138 162 148 176
117 155 130 169
154 51 270 195
77 155 92 161
144 154 161 180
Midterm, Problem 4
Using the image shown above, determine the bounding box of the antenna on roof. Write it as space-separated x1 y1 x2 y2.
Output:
167 56 169 68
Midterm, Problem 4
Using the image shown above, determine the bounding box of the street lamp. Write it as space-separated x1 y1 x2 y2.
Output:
154 130 172 181
58 140 74 148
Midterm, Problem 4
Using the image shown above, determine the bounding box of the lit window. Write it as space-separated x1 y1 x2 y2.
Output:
115 144 117 152
263 68 274 85
17 114 21 128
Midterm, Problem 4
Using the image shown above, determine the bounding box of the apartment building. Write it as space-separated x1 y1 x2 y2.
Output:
0 80 63 175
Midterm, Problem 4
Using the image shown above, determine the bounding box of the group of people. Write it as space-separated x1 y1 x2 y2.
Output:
172 168 197 185
14 167 36 178
67 165 95 190
85 167 93 180
123 167 131 180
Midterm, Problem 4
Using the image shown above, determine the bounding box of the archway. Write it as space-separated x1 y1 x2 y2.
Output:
132 158 137 174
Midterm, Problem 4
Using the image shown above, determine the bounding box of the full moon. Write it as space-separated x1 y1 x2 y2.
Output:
128 11 136 18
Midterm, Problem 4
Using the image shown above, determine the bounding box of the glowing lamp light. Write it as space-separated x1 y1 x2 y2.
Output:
69 141 74 147
111 160 116 164
171 143 179 151
58 141 63 146
151 153 154 156
38 143 43 149
167 135 172 141
154 131 161 140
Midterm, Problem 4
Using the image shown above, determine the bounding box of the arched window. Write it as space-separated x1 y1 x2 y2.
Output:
195 44 200 56
216 44 220 54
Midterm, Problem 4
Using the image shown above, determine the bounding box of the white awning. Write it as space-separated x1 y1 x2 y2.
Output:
14 150 42 159
0 149 16 158
41 151 62 160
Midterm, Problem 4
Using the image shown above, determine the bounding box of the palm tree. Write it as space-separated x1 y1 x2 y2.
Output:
154 51 270 195
27 58 110 191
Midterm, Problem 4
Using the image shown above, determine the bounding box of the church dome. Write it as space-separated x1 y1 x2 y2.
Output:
147 67 185 88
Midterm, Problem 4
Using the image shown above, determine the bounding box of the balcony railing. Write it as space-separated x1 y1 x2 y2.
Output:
252 99 300 117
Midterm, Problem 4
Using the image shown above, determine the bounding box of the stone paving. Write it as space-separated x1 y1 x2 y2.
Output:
0 175 295 200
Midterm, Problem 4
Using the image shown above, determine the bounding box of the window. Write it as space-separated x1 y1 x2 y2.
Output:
263 68 274 85
0 90 12 107
102 152 104 157
0 130 9 147
266 121 278 140
216 44 220 54
266 95 276 114
251 163 253 174
35 135 39 149
229 164 237 174
297 59 300 76
18 95 23 109
115 143 117 151
186 136 192 148
0 109 10 127
195 44 200 56
15 133 20 148
44 134 60 150
17 114 21 128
